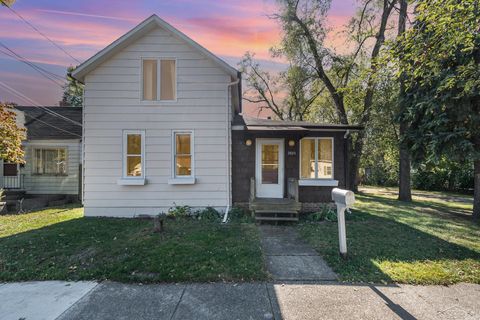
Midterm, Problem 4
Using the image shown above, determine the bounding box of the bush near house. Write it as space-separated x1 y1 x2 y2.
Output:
0 205 267 283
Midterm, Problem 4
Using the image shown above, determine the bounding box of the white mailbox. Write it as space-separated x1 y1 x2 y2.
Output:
331 188 355 258
332 188 355 207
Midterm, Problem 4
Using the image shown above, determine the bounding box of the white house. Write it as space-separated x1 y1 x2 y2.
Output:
72 14 362 220
72 15 240 217
0 106 82 210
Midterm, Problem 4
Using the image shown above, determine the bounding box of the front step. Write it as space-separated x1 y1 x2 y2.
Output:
255 216 299 222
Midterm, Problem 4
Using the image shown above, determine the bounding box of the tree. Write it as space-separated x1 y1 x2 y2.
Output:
239 52 322 120
394 0 480 221
0 1 16 7
0 103 25 163
273 0 398 190
396 0 412 201
61 66 83 107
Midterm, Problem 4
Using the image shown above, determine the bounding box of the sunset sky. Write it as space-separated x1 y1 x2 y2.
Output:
0 0 357 109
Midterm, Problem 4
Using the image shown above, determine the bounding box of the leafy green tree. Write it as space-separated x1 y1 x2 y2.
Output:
394 0 480 221
0 103 25 163
272 0 398 190
0 1 16 7
61 66 83 107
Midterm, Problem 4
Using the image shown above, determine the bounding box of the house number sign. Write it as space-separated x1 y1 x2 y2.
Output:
288 151 296 156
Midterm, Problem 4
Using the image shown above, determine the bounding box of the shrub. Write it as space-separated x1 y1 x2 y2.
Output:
167 204 192 218
228 206 254 223
196 207 221 222
305 204 337 222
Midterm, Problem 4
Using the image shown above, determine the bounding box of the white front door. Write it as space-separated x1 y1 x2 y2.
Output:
255 139 284 198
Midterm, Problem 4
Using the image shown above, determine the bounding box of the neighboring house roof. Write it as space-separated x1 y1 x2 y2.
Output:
15 106 82 140
233 114 364 131
71 14 239 82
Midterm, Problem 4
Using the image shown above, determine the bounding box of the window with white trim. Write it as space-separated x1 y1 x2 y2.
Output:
123 130 145 178
300 138 333 179
142 58 176 101
173 131 193 178
33 148 67 175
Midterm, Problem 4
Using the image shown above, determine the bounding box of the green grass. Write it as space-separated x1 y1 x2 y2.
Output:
298 187 480 285
0 206 267 283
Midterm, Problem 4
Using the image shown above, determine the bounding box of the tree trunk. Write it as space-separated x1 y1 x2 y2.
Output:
397 0 412 202
474 145 480 223
398 126 412 201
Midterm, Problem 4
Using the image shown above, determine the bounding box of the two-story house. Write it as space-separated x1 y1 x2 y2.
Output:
72 15 361 221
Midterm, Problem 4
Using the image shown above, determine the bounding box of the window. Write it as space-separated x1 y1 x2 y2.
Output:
123 130 145 179
300 138 333 179
142 58 176 101
173 131 193 178
34 148 67 175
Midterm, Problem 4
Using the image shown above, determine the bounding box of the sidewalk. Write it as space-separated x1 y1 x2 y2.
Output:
259 225 337 281
1 281 479 320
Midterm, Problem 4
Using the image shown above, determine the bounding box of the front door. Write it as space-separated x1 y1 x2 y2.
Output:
255 139 284 198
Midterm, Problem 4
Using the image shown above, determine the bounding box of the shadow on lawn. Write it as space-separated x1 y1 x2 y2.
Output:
358 192 473 220
301 200 480 284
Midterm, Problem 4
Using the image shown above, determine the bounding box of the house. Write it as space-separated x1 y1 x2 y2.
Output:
72 14 361 220
0 107 82 210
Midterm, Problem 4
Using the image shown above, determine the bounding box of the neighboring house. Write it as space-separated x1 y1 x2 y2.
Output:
72 14 361 220
0 107 82 208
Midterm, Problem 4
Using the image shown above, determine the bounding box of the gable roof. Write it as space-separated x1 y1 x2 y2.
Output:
15 106 82 140
233 114 363 131
72 14 239 82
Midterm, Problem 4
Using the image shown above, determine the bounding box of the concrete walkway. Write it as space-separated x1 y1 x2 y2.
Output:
1 281 479 320
259 225 337 281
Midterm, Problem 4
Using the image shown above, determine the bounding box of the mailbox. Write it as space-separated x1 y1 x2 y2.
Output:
331 188 355 258
332 188 355 208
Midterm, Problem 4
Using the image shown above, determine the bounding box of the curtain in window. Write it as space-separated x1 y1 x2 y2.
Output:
143 59 157 100
161 60 176 100
318 139 333 178
300 139 315 179
34 148 67 175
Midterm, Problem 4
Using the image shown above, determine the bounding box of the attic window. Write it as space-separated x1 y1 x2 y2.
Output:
142 58 176 101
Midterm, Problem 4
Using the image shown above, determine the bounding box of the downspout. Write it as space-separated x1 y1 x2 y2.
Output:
222 77 240 223
81 87 85 204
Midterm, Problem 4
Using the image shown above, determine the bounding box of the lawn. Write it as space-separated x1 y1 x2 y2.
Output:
299 186 480 285
0 206 267 283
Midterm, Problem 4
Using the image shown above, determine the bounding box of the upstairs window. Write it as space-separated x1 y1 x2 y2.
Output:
34 148 67 175
142 58 176 101
173 131 193 178
300 138 333 179
123 130 145 178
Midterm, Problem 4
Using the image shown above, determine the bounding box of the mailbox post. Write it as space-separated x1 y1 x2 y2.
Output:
331 188 355 258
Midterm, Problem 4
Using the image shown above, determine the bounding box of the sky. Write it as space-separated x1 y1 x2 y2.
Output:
0 0 357 112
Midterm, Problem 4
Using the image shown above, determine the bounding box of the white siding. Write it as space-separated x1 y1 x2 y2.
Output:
83 26 232 217
22 140 81 195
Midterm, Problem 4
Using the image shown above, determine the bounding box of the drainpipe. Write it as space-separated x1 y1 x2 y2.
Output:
222 77 240 223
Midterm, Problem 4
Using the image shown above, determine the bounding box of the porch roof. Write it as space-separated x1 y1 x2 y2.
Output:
232 115 363 131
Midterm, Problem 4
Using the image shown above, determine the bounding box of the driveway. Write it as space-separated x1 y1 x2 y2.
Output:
1 281 479 320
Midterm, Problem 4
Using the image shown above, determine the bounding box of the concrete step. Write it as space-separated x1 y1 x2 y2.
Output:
255 216 299 222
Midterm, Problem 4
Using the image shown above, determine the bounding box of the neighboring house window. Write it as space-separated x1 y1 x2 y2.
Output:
142 58 176 101
173 131 193 178
300 138 333 179
34 148 67 175
123 130 145 178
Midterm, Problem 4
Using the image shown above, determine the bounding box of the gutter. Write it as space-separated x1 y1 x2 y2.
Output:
222 77 240 223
